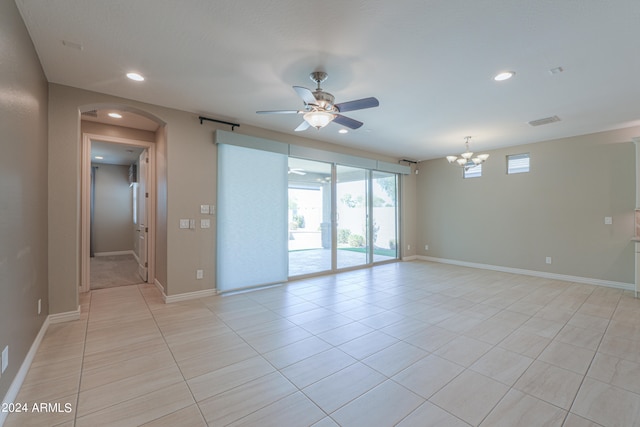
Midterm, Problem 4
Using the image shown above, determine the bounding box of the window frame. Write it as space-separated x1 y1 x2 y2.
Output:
463 163 482 179
507 153 530 175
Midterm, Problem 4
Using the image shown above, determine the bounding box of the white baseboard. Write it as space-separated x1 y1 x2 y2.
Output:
402 255 419 261
0 316 50 426
49 306 81 324
417 256 634 291
132 251 140 265
163 289 216 304
94 250 134 257
154 278 164 294
0 303 81 426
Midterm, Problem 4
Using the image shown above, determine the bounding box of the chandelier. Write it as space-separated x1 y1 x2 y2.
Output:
446 136 489 170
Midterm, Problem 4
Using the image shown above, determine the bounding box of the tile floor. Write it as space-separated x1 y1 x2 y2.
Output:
5 261 640 426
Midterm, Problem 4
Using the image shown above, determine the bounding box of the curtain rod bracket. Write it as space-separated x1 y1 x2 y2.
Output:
199 116 240 131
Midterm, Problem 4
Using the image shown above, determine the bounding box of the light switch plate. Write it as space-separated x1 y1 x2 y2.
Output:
179 219 189 229
201 219 211 229
200 204 209 214
604 216 612 225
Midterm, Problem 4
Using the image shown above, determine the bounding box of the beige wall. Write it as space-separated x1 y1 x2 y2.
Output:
416 127 639 285
0 0 49 401
401 164 418 258
92 164 133 254
48 83 404 312
81 120 156 142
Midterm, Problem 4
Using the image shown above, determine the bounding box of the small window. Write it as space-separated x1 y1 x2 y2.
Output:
507 153 530 174
463 164 482 179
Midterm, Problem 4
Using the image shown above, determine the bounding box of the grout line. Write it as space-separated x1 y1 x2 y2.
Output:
73 290 92 425
138 284 210 425
564 289 621 424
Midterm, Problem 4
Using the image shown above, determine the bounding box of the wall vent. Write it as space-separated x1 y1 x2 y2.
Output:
81 110 98 118
528 115 561 127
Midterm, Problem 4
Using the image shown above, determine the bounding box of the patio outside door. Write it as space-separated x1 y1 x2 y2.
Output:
287 160 400 278
372 171 398 262
336 165 369 269
288 158 332 276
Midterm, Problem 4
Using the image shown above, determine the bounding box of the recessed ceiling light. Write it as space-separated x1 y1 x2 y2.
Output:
338 129 348 134
94 156 104 160
494 71 515 81
126 72 145 81
108 112 122 119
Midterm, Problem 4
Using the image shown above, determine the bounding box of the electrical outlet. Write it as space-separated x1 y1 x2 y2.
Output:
189 219 196 229
425 245 429 251
546 257 552 264
200 219 211 229
2 346 8 373
200 204 209 214
38 298 41 315
196 269 204 279
179 219 189 229
209 205 216 215
604 217 612 225
407 244 411 251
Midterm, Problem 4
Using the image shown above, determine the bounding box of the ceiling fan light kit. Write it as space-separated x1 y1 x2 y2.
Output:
304 111 336 129
257 71 379 131
446 136 489 170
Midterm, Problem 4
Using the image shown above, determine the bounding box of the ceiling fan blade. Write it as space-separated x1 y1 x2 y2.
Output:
293 86 317 105
294 121 311 132
333 114 363 130
256 110 303 114
335 97 379 113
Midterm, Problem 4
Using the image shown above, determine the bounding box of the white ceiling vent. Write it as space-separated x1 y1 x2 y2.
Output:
528 115 561 127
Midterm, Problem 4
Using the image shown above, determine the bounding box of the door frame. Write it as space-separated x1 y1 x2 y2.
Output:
80 133 157 293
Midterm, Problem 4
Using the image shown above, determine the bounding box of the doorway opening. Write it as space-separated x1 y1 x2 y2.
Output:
80 107 160 293
89 144 147 289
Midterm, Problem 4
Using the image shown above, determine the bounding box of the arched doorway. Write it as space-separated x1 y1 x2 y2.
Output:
79 104 165 293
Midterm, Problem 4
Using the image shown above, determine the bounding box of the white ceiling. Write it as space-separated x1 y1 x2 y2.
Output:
16 0 640 160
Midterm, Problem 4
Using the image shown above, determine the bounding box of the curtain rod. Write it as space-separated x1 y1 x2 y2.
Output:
199 116 240 131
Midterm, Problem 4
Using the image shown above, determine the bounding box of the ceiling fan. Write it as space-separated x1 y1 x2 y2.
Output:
257 71 379 132
288 168 306 175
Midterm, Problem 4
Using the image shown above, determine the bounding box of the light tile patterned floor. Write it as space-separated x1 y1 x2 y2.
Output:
5 261 640 426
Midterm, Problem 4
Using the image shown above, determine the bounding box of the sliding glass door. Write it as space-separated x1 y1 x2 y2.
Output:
372 171 398 262
216 130 403 289
288 158 332 276
336 165 369 269
287 161 400 277
217 143 288 292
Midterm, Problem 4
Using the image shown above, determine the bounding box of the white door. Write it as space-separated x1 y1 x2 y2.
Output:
137 150 149 281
